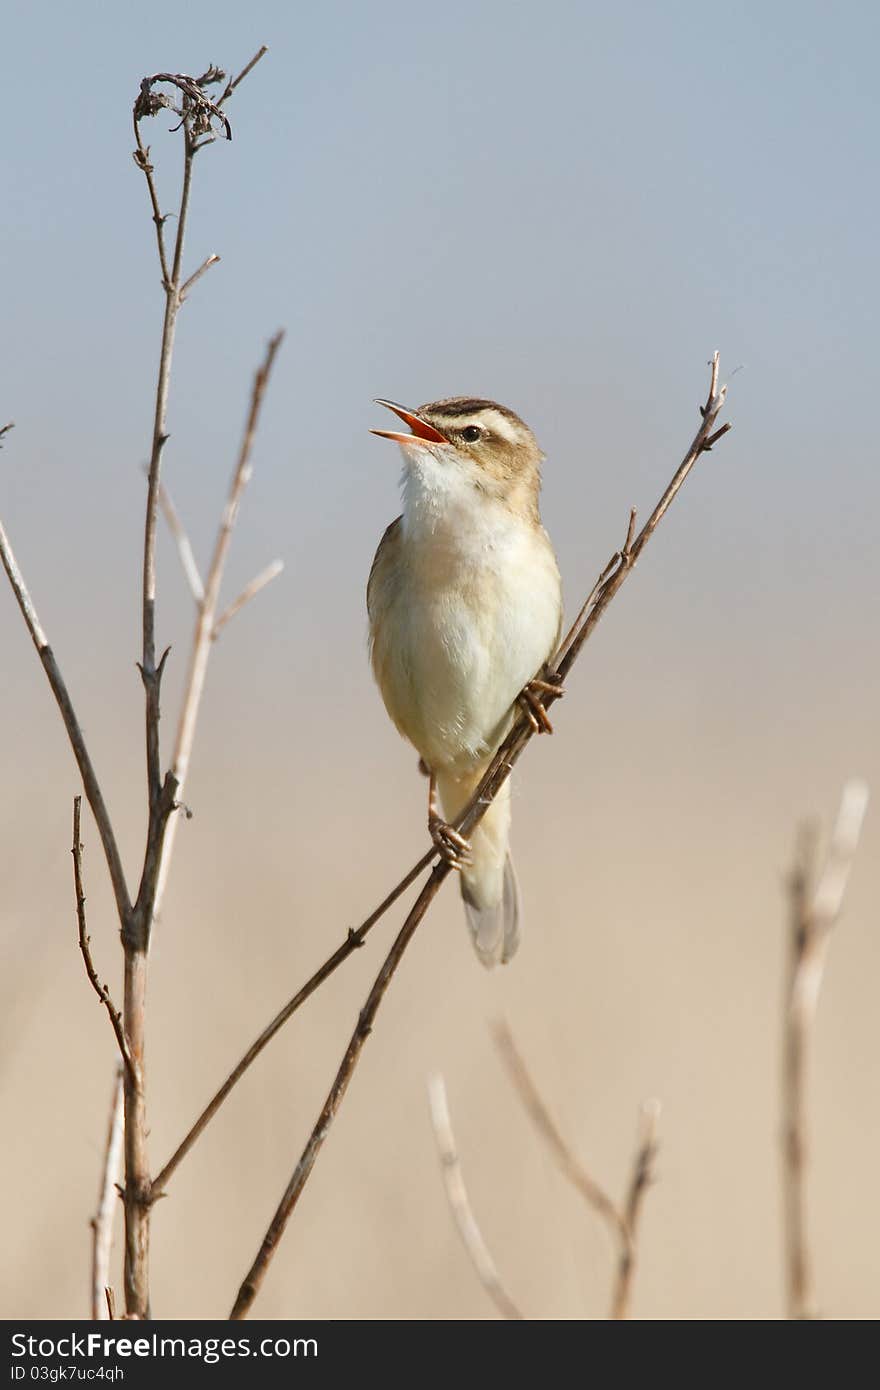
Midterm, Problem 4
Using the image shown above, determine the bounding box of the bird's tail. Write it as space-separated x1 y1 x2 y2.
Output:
436 768 521 968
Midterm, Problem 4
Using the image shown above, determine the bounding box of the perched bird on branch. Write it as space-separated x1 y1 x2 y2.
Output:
368 398 563 966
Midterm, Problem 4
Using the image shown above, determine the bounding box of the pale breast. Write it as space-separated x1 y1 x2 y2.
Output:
368 506 562 773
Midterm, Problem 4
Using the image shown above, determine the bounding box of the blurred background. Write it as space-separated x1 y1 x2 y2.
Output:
2 0 878 1320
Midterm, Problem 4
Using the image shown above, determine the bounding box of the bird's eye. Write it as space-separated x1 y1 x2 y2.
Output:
461 425 482 443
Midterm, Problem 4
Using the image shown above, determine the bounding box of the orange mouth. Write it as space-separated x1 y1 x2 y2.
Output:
370 399 448 445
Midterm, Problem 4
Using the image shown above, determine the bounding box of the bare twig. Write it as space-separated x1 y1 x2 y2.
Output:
131 134 170 290
104 1287 117 1320
491 1021 626 1244
157 356 728 1205
0 525 132 925
179 252 221 301
609 1100 660 1320
158 361 731 1197
226 355 727 1318
152 841 430 1197
554 509 635 668
154 475 205 604
153 484 282 631
73 799 136 1083
428 1074 523 1320
230 862 450 1319
123 76 204 1318
783 779 869 1320
90 1067 124 1320
1 46 272 1327
212 559 284 638
493 1022 658 1320
152 331 284 922
219 46 269 104
119 54 271 1317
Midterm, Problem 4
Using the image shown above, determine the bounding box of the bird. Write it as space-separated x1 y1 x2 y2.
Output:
367 397 563 967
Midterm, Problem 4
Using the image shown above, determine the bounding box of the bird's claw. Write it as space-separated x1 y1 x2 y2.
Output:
429 814 472 870
518 668 564 734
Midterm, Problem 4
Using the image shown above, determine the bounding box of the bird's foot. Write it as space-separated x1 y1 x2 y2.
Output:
517 668 565 734
429 814 472 871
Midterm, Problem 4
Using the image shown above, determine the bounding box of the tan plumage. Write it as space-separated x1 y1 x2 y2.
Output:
367 397 562 966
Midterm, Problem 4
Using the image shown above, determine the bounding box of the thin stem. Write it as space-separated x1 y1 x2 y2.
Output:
124 52 267 1317
120 112 198 1324
73 798 136 1082
0 520 131 924
428 1074 523 1320
154 475 205 604
152 839 433 1196
609 1101 660 1321
122 949 150 1317
782 780 868 1319
132 122 170 289
493 1022 659 1320
230 862 452 1319
139 131 192 823
219 46 269 104
152 331 284 921
212 559 284 638
90 1066 124 1321
492 1021 627 1246
157 355 731 1213
179 252 220 302
226 356 729 1316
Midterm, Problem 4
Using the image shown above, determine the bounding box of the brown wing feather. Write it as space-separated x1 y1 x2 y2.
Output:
367 515 402 624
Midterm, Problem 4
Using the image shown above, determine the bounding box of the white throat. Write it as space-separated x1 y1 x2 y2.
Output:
400 443 488 541
397 440 529 594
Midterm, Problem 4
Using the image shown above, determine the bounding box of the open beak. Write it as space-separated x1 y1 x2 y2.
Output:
370 399 448 445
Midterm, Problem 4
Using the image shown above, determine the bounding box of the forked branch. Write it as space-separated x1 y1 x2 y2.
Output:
152 330 285 921
226 353 728 1318
157 362 731 1203
493 1022 659 1319
1 46 273 1324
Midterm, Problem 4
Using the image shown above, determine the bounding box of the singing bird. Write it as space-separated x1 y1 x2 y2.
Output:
367 398 563 966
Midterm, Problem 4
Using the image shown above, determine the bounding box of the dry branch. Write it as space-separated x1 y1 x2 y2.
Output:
213 559 284 638
90 1067 124 1321
227 354 728 1318
493 1022 659 1319
428 1074 523 1320
119 49 270 1317
610 1101 660 1320
73 799 135 1083
492 1022 626 1245
0 524 132 925
219 47 269 104
158 358 731 1204
0 47 272 1322
151 854 427 1195
152 330 284 921
782 779 868 1320
155 476 205 604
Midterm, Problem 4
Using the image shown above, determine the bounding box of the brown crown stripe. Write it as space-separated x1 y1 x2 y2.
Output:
417 397 526 426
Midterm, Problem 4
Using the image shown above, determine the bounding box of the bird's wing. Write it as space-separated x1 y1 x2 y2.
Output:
366 514 402 625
